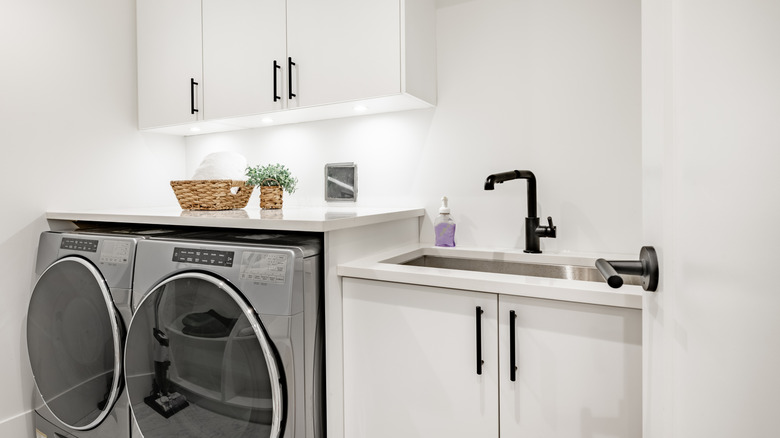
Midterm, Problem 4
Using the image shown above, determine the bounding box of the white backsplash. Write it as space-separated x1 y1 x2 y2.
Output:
186 0 642 255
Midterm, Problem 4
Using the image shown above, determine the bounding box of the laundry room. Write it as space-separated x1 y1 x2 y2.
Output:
2 1 780 438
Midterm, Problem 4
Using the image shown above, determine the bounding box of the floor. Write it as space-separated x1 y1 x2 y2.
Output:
132 401 272 438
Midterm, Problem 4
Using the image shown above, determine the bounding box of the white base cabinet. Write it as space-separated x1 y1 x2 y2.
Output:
342 278 641 438
498 294 642 437
343 278 498 438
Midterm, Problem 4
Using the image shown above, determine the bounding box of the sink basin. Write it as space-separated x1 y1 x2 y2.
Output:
397 255 641 285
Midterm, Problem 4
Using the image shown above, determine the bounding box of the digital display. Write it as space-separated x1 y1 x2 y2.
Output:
60 238 98 253
172 247 234 267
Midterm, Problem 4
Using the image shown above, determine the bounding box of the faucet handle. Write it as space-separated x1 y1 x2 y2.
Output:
546 216 557 238
535 216 557 238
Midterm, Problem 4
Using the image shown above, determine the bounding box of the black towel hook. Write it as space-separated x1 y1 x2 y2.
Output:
595 246 659 291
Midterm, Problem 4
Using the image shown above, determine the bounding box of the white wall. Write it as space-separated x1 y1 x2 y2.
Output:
186 0 642 255
0 1 186 435
0 0 641 435
643 0 780 437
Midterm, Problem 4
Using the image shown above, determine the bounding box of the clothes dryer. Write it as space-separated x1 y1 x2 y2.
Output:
125 232 323 438
26 231 139 438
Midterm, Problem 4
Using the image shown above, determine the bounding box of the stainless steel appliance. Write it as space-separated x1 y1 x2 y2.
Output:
125 232 323 438
27 231 137 438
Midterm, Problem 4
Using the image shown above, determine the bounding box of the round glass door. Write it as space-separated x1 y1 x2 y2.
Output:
125 272 285 438
26 256 123 430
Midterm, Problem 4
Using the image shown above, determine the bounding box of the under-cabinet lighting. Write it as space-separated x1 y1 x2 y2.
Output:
261 117 274 124
189 126 201 132
353 105 368 113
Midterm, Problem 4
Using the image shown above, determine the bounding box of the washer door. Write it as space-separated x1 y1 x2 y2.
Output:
26 256 124 430
125 272 285 438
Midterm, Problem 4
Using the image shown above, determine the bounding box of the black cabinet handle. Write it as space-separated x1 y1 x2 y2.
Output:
476 306 484 375
509 310 517 382
288 57 296 99
190 78 199 114
273 60 281 102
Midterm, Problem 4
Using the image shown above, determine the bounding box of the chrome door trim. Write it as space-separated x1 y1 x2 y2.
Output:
28 256 123 431
128 271 285 438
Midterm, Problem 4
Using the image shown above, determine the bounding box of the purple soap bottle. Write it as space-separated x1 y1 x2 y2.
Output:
434 196 456 247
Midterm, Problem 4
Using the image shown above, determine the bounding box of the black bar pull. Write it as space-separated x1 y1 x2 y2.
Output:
288 57 296 99
595 246 659 291
273 60 281 102
190 78 199 114
476 306 484 375
509 310 517 382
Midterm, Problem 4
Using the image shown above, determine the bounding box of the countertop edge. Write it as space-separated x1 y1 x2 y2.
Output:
46 207 425 232
338 245 644 310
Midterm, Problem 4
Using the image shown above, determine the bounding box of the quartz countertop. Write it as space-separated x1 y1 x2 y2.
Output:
46 206 425 232
338 245 644 309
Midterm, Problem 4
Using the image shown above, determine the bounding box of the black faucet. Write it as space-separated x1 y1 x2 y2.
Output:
484 170 556 253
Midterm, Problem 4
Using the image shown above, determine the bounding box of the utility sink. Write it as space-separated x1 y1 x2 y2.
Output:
395 254 641 286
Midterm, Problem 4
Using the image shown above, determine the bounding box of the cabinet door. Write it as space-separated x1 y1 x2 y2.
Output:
498 295 642 437
202 0 287 120
137 0 202 128
286 0 402 108
342 278 499 438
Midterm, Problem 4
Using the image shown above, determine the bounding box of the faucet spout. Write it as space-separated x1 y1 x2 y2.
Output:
483 170 537 217
484 171 518 190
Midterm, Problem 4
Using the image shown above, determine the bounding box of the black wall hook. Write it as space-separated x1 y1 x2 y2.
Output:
595 246 659 291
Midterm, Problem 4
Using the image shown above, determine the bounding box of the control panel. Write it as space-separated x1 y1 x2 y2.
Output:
60 237 98 252
172 247 235 267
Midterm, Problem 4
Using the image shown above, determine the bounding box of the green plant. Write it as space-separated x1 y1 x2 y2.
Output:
245 163 299 194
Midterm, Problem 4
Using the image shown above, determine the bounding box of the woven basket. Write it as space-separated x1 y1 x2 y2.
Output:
170 180 254 210
259 178 284 209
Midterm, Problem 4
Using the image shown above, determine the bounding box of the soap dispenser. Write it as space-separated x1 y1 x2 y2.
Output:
434 196 456 247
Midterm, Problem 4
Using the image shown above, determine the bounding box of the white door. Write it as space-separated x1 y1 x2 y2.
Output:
642 1 780 436
137 0 202 128
498 295 642 437
342 278 499 438
285 0 402 108
202 0 287 120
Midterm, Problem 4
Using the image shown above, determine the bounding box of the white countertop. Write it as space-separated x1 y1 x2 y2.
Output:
338 245 644 309
46 206 425 232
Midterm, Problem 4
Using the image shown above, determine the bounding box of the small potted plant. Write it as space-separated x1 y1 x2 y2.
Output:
245 163 299 209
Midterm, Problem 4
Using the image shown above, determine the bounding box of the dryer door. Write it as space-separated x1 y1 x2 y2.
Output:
125 272 286 438
26 256 124 430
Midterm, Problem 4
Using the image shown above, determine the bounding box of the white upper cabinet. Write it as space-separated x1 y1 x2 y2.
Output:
136 0 436 135
286 0 401 108
137 0 203 129
202 0 287 120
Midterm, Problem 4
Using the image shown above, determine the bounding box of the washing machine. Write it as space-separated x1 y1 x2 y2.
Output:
125 232 323 438
26 230 139 438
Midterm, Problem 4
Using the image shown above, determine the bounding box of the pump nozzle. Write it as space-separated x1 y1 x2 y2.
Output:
439 196 451 214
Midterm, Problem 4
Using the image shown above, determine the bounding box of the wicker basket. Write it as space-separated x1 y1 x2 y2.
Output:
259 178 284 209
170 180 254 210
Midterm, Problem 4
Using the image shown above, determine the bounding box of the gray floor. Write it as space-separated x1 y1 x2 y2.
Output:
133 401 272 438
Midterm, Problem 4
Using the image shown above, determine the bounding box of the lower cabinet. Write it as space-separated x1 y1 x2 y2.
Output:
342 277 641 438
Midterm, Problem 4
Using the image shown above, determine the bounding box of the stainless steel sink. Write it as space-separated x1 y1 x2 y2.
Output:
398 255 641 285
